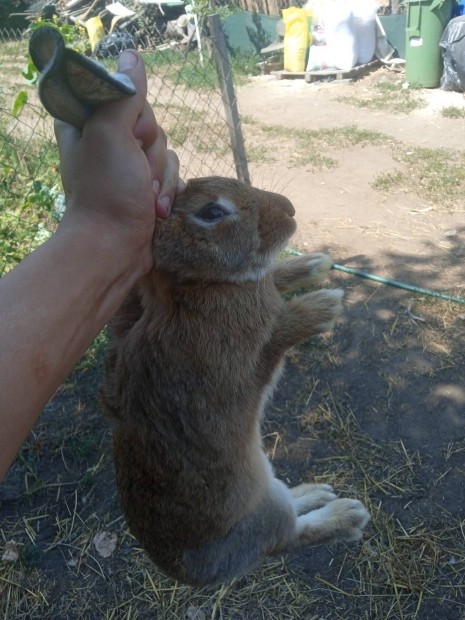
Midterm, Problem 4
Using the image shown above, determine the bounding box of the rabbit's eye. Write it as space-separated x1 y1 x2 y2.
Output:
197 203 227 221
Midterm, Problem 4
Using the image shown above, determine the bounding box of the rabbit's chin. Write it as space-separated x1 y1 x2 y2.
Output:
153 239 291 284
226 246 288 283
228 265 270 283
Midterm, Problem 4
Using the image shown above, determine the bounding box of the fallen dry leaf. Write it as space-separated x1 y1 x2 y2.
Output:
66 557 79 568
92 531 117 559
2 540 19 562
186 607 207 620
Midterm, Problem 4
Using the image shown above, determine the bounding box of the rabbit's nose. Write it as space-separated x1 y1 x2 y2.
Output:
284 200 296 217
262 189 296 217
278 195 296 218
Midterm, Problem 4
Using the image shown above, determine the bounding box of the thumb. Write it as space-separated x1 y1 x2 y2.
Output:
54 119 80 167
117 50 148 102
89 51 148 128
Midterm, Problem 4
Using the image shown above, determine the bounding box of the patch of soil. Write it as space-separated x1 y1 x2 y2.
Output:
237 68 465 616
238 69 465 289
239 68 465 150
237 68 465 463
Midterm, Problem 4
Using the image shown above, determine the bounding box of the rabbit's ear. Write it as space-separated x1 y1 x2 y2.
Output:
29 25 135 129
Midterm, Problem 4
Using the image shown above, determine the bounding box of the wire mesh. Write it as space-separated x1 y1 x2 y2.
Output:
0 25 241 276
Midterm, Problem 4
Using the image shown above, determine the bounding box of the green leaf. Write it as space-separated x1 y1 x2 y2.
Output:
12 91 28 117
22 59 38 84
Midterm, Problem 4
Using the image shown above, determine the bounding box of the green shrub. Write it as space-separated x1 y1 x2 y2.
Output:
0 124 61 274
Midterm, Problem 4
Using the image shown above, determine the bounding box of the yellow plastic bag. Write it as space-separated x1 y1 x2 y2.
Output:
85 17 104 53
283 7 310 73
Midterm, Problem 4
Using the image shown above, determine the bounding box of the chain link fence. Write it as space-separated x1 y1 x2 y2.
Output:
0 17 249 276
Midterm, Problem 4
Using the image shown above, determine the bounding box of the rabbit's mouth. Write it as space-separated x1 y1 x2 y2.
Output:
231 237 293 283
283 202 296 218
258 209 297 257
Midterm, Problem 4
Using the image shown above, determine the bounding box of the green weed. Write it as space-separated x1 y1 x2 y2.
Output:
245 143 270 163
0 124 61 273
441 105 465 119
140 48 259 92
338 81 426 114
373 169 406 192
376 146 465 208
75 329 109 373
140 50 217 92
20 544 42 571
242 120 388 169
66 434 99 460
230 50 262 82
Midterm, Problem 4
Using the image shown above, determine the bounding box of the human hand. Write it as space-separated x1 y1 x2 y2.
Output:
55 50 181 274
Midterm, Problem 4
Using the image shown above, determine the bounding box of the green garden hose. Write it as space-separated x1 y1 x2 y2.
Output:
332 263 465 305
285 248 465 304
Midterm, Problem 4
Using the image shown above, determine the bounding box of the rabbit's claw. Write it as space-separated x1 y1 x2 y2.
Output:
291 483 337 515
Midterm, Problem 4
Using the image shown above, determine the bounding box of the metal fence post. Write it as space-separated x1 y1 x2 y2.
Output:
208 14 250 185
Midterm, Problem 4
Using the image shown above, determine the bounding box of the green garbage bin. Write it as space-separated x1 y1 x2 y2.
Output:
405 0 453 87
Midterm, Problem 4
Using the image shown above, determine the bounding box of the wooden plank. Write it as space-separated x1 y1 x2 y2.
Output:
257 60 283 75
272 70 307 80
272 60 380 83
307 60 380 82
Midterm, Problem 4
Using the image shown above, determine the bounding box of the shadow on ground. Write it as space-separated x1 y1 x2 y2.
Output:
1 237 464 620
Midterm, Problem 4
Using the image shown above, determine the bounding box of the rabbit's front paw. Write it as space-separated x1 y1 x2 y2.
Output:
298 288 344 333
291 483 337 515
272 253 333 293
304 253 333 283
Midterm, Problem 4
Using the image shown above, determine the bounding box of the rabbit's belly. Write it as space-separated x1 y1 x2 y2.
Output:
257 359 285 419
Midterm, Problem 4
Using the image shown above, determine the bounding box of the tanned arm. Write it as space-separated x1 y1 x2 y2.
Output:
0 50 180 479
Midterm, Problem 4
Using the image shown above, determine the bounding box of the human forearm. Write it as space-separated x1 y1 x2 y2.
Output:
0 49 181 480
0 221 144 478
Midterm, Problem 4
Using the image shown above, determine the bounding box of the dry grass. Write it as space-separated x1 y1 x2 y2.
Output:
374 147 465 211
299 394 464 600
242 117 465 212
337 81 427 115
242 117 389 169
2 290 464 620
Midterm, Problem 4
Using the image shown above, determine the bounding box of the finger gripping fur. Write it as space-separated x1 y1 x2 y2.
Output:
100 176 370 587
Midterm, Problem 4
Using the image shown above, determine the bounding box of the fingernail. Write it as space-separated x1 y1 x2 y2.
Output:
156 203 169 219
157 195 171 216
152 179 160 195
119 50 138 71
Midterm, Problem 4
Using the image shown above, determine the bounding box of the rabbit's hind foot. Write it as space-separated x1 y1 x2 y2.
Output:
290 483 337 516
297 497 371 546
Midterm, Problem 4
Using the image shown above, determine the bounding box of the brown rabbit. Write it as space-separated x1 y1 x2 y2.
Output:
100 176 370 587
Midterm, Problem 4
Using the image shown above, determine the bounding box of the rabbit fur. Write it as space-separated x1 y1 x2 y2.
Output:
101 176 370 587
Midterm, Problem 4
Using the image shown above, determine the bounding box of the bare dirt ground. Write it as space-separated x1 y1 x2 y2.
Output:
238 69 465 284
237 67 465 495
237 67 465 617
1 66 465 619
